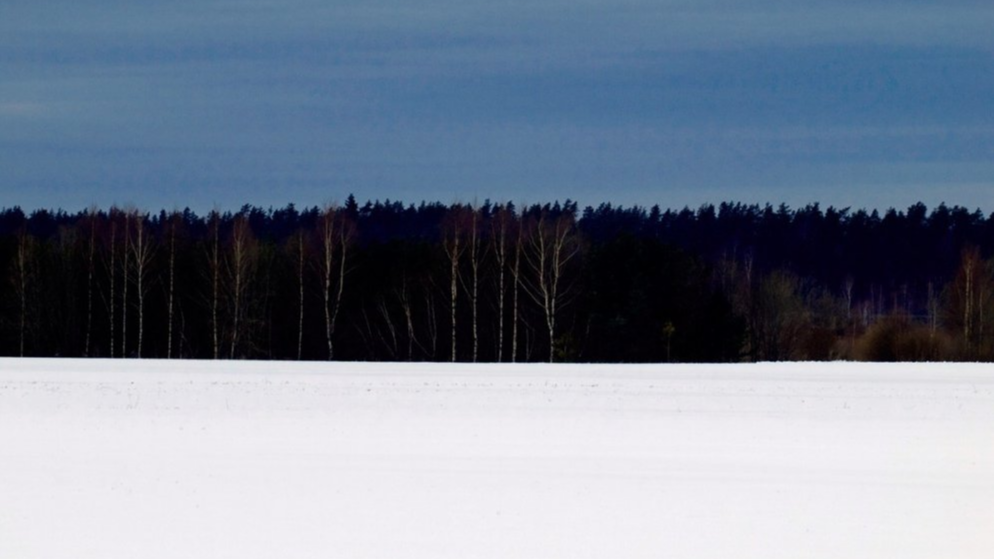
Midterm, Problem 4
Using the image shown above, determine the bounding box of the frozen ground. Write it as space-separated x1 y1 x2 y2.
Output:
0 359 991 558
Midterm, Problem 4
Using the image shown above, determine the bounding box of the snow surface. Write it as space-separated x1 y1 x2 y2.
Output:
0 359 991 558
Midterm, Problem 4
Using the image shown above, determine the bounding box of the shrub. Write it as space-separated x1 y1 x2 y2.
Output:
854 315 958 362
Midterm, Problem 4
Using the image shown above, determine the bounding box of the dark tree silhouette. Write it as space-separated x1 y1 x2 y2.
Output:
0 199 989 361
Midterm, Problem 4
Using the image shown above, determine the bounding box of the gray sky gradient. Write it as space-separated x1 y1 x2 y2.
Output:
1 0 991 213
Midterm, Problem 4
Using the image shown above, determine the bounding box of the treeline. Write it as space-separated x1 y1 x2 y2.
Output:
0 197 991 362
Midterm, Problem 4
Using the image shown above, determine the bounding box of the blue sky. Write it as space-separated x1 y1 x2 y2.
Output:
1 0 991 212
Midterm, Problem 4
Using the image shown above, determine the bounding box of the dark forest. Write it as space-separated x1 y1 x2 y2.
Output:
1 198 991 362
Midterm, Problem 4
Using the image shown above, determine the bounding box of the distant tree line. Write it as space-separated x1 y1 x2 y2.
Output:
0 197 991 362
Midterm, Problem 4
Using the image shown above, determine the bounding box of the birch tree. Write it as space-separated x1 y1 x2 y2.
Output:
315 206 354 360
227 214 257 359
490 204 513 362
317 206 337 360
165 212 182 359
460 205 485 362
522 208 581 362
83 207 98 357
120 210 131 357
106 209 118 357
442 205 468 362
207 210 222 359
289 229 307 360
946 247 992 357
982 259 994 360
397 276 417 361
423 276 439 359
129 211 155 358
510 209 525 362
334 215 355 357
12 227 36 357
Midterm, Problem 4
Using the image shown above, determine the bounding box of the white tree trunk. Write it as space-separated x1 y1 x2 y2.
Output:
136 217 145 358
443 211 464 363
319 207 336 360
130 213 154 359
963 256 974 342
492 207 508 362
450 246 458 362
109 219 116 358
468 208 480 362
511 212 523 363
330 223 351 356
84 210 96 357
210 213 220 360
228 216 255 359
297 231 305 360
121 215 130 358
15 231 30 357
166 216 177 359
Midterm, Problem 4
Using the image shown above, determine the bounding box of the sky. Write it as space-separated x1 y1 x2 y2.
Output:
0 0 991 213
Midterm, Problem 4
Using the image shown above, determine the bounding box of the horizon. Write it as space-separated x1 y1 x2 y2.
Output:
1 196 992 218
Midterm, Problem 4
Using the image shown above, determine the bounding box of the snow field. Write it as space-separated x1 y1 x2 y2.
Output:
0 359 991 558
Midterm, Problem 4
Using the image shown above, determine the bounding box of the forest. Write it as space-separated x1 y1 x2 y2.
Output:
0 197 991 362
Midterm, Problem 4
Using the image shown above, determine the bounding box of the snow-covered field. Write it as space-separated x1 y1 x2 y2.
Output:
0 359 991 558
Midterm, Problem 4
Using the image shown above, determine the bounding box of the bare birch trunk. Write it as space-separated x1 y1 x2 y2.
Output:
977 287 988 355
135 216 145 358
963 256 974 343
84 209 96 357
511 212 523 363
210 212 220 360
130 212 154 358
491 206 509 362
109 219 116 358
228 216 255 359
424 286 438 359
450 243 458 362
166 215 177 359
843 276 853 322
468 208 480 362
399 279 416 360
330 220 352 357
376 298 398 358
15 230 29 357
443 209 465 362
297 231 305 360
231 228 242 359
121 214 130 358
530 217 553 361
319 207 336 360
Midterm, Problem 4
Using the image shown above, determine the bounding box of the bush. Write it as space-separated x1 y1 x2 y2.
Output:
854 316 958 362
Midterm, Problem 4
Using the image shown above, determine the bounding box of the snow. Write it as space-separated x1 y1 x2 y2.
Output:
0 359 991 558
